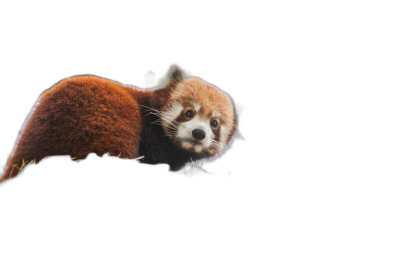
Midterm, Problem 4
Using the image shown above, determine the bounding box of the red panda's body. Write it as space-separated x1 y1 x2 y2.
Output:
2 75 144 180
0 67 237 182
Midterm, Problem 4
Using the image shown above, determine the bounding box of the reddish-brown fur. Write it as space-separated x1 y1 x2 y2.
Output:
1 69 237 182
1 75 147 182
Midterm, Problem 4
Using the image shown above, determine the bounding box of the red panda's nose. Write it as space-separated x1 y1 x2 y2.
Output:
192 129 206 140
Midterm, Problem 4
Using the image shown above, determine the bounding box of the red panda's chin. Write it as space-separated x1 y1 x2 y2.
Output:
175 139 212 155
179 140 218 157
180 140 204 152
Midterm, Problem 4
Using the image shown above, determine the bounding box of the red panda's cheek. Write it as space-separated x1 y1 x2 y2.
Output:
165 124 176 136
219 126 229 150
212 126 221 144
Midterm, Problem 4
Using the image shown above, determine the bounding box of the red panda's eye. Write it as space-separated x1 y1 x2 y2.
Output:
185 110 194 118
211 120 218 128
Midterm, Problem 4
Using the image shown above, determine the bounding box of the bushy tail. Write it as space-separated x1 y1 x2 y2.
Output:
0 156 35 183
0 167 6 183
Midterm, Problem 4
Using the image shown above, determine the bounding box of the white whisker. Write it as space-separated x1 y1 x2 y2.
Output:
140 104 181 131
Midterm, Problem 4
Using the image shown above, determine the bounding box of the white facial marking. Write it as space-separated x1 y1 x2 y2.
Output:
212 110 221 117
193 102 201 112
220 126 228 149
176 115 215 152
162 102 183 129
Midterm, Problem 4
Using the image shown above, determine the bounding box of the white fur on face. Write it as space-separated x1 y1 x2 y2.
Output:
220 125 228 149
193 102 201 112
161 102 183 130
212 110 221 117
177 115 215 153
162 103 230 154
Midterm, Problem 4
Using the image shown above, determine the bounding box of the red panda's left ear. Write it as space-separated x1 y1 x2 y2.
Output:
168 65 184 84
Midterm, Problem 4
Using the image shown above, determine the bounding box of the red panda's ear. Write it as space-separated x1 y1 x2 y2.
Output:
168 65 184 84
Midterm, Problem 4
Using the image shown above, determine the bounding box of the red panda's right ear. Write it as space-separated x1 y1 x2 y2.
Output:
168 65 184 84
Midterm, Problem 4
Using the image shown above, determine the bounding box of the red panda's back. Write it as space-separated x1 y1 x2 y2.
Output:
1 75 142 181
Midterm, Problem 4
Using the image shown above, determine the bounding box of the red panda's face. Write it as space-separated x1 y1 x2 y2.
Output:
161 78 237 156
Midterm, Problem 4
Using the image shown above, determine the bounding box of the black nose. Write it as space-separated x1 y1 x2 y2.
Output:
192 129 206 140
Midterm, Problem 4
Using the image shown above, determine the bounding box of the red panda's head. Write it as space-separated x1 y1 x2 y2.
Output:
159 67 237 157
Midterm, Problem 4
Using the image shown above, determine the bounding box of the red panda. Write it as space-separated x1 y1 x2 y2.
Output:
0 66 237 182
